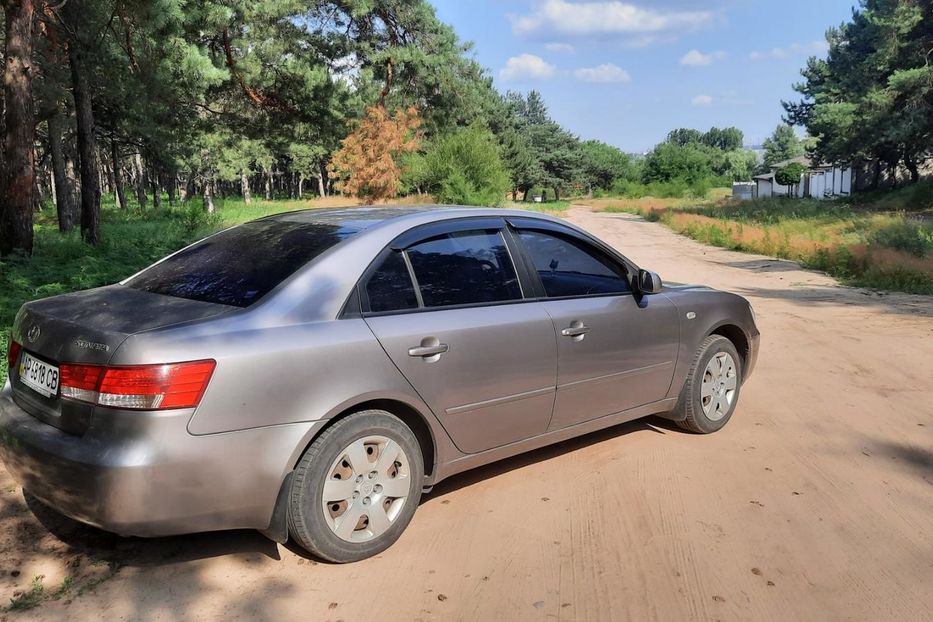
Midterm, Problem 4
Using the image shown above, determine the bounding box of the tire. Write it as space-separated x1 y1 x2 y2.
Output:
673 335 743 434
287 410 424 562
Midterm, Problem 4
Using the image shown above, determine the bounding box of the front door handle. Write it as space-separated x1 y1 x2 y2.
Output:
408 343 449 357
561 322 590 340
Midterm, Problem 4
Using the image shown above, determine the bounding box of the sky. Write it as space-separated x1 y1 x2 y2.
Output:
431 0 858 153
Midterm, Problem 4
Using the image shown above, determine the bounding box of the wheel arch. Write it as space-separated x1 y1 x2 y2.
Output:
708 323 750 371
293 398 437 480
262 397 439 545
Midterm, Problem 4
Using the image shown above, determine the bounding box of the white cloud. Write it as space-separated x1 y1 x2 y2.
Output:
499 54 557 81
691 94 714 106
750 40 828 60
512 0 714 38
574 63 632 83
545 42 575 54
680 49 725 66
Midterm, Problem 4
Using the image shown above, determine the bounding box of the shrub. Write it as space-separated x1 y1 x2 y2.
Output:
775 162 806 187
422 127 510 206
867 219 932 258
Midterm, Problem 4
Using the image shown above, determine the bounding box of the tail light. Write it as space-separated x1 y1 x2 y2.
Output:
60 360 215 410
7 339 21 372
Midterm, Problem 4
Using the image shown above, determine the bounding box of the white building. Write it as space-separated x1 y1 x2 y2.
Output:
751 157 852 200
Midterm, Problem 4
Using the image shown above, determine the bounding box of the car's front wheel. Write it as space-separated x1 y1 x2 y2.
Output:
674 335 743 434
288 410 424 562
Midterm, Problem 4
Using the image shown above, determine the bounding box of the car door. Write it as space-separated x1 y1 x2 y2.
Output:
508 219 679 431
362 219 557 455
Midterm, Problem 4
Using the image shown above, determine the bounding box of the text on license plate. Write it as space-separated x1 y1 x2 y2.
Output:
19 352 60 398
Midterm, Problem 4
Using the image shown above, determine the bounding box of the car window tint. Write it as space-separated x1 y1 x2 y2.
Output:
516 230 629 297
127 220 359 307
406 230 521 308
365 251 418 313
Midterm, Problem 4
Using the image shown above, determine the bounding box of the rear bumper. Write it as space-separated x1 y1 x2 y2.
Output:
0 385 318 537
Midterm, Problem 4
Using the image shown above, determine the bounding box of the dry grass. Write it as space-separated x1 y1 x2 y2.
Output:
578 189 933 295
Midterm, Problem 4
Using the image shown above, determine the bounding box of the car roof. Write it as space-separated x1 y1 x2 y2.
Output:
258 204 561 233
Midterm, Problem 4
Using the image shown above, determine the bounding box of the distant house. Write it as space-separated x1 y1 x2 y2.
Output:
751 157 853 200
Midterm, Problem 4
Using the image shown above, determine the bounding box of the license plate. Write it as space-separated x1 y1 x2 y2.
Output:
19 352 60 398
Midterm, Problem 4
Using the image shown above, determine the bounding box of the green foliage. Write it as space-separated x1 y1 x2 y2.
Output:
643 142 716 185
422 127 509 206
643 126 756 192
775 162 806 186
784 0 933 181
762 125 805 168
867 220 933 258
7 576 45 612
578 140 636 193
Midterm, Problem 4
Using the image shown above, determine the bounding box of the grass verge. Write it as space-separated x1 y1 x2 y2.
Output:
580 184 933 295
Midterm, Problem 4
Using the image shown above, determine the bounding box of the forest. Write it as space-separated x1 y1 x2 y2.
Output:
0 0 777 258
1 0 931 259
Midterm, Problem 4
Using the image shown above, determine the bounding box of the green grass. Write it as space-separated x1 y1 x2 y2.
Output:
589 182 933 295
6 576 46 612
507 199 571 216
0 196 350 384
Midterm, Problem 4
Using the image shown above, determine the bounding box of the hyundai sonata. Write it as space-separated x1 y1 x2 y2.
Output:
1 206 759 562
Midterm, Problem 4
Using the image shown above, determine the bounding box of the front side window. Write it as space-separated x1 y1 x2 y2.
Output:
406 230 522 308
516 230 629 298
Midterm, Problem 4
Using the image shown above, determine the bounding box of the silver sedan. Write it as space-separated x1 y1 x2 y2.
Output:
0 206 759 562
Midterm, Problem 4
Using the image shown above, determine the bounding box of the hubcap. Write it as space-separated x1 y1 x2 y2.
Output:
321 435 411 543
700 352 738 421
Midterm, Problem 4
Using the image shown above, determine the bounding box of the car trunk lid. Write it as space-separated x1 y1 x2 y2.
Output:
10 285 232 434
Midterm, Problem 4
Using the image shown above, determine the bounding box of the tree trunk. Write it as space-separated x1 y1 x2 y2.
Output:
904 154 920 184
67 8 101 245
264 169 272 200
319 162 329 196
298 175 304 199
150 173 161 209
241 169 251 203
48 111 76 231
111 138 127 210
133 152 148 208
183 172 194 202
202 176 214 213
165 172 176 206
0 0 36 255
553 186 560 202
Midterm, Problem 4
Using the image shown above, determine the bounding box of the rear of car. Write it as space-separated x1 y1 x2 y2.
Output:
0 214 367 535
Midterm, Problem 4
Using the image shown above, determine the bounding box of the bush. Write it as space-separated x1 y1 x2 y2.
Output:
609 178 713 199
422 127 510 206
867 219 933 258
775 162 806 187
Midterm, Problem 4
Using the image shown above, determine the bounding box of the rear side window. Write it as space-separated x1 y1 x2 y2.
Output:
126 220 358 307
406 230 522 308
365 251 419 313
516 230 629 298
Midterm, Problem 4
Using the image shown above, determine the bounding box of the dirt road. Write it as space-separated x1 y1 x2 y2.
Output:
2 206 932 621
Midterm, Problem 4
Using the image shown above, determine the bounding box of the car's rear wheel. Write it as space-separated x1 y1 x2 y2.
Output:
287 410 423 562
674 335 742 434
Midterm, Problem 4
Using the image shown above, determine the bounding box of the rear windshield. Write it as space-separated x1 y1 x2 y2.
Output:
126 220 358 307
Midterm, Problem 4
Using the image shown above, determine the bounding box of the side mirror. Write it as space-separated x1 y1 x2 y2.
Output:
637 269 663 295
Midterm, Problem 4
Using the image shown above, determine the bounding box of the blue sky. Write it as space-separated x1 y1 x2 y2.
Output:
431 0 857 152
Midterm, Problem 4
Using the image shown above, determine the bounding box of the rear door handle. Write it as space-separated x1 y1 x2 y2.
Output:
408 344 449 357
561 322 590 339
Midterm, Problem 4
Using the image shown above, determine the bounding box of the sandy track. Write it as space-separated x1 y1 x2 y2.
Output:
2 206 932 621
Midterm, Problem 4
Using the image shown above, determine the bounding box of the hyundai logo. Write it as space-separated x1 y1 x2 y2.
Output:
26 324 40 343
